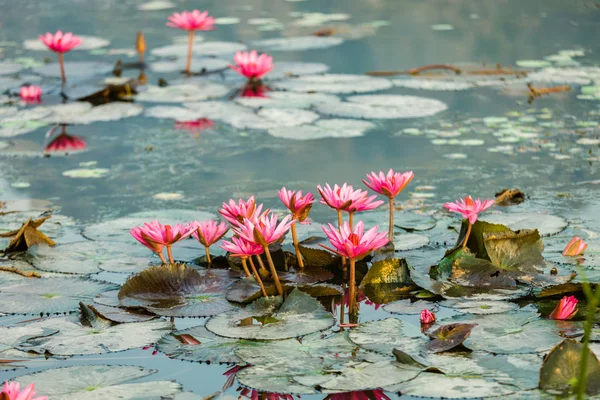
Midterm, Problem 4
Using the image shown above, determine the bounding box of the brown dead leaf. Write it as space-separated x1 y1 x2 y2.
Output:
0 216 56 253
495 188 526 206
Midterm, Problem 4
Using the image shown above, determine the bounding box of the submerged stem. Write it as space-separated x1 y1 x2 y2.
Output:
185 30 194 75
205 246 212 265
263 245 283 296
291 221 304 268
247 257 268 297
167 245 174 264
388 198 394 241
58 53 66 84
462 222 473 249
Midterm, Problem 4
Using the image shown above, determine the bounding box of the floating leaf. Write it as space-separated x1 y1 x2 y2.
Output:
393 78 474 91
298 236 339 267
88 303 156 323
393 233 430 250
15 364 182 399
137 0 175 10
156 325 242 364
348 318 423 355
43 102 143 125
280 266 334 284
0 216 56 253
276 74 392 94
235 91 338 110
268 119 375 140
426 323 477 353
206 288 334 340
539 339 600 396
151 41 247 57
150 58 229 73
484 229 545 272
316 94 447 119
17 315 170 355
0 278 117 315
136 83 229 103
62 168 110 179
480 213 567 237
439 300 518 315
118 264 235 317
361 258 414 287
383 299 438 315
33 62 114 79
250 36 343 51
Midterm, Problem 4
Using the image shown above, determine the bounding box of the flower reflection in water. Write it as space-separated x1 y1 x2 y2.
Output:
44 125 86 155
223 365 297 400
174 118 215 137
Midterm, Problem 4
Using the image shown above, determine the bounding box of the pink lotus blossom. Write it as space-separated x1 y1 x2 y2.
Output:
1 381 47 400
44 133 86 153
174 118 214 133
233 213 293 246
192 220 229 247
324 390 390 400
420 309 436 324
562 236 588 256
318 183 382 212
130 220 195 263
220 236 264 258
321 221 388 260
443 195 495 225
549 295 578 320
229 50 273 80
39 31 81 53
19 85 42 103
166 10 215 31
363 169 414 199
219 196 264 226
278 187 314 223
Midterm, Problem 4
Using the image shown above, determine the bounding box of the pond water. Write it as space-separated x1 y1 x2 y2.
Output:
0 0 599 398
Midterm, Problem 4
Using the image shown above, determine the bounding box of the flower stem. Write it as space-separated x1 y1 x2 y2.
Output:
263 245 283 296
349 212 354 230
388 198 394 241
157 251 167 265
348 258 356 317
58 53 66 84
255 254 267 270
240 258 251 277
185 30 194 75
247 257 268 297
291 222 304 268
462 222 473 249
167 245 174 264
337 210 346 267
205 246 212 265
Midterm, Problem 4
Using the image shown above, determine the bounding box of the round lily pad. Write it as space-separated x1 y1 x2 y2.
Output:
137 0 175 10
16 316 170 355
316 94 448 119
156 325 242 364
62 168 110 178
250 36 343 51
235 91 339 109
276 74 393 94
393 233 430 251
33 62 114 79
149 58 229 74
0 62 23 76
15 364 182 399
205 288 334 340
348 318 423 355
44 102 143 125
439 300 519 315
151 41 247 57
269 62 330 79
268 119 375 140
393 78 474 91
118 264 235 317
383 299 438 314
136 83 229 103
0 278 118 314
480 213 568 237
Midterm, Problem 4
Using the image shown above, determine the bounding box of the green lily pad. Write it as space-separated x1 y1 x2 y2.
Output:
348 318 423 355
439 300 519 314
151 41 247 57
316 94 447 119
361 258 413 287
277 74 392 94
156 325 242 364
298 236 339 267
383 299 438 314
393 233 430 251
250 36 343 51
480 213 567 237
15 364 182 399
205 288 334 340
539 339 600 396
0 278 117 314
118 264 235 317
17 315 170 355
136 83 229 103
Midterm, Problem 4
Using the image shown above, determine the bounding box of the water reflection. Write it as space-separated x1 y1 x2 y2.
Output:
44 124 86 154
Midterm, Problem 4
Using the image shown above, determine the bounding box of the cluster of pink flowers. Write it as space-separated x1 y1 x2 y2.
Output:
19 85 42 103
1 382 46 400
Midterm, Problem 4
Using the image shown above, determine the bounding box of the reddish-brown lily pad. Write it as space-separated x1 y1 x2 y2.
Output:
426 323 477 353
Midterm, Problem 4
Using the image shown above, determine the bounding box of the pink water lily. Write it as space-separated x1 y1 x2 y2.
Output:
39 31 81 84
1 381 47 400
192 220 229 264
322 221 388 317
20 85 42 103
45 133 86 153
219 196 265 226
562 236 588 256
318 183 383 224
549 295 578 320
130 220 195 264
420 309 436 324
233 213 293 296
324 390 390 400
221 236 267 295
279 187 314 268
444 195 494 249
364 169 414 240
229 50 273 81
166 10 215 75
